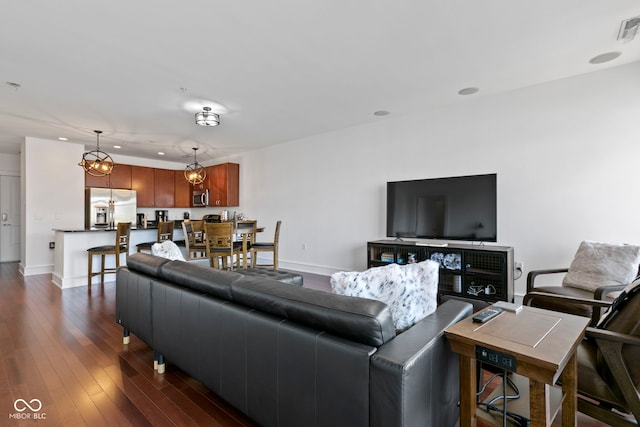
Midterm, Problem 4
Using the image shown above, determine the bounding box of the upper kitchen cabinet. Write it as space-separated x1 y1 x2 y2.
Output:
208 163 239 207
154 168 175 208
131 166 155 207
84 164 132 189
174 170 191 208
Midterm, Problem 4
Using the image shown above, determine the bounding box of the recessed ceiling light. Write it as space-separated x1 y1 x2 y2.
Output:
158 152 165 156
458 87 479 96
113 145 121 149
589 51 621 64
374 110 390 116
58 137 68 141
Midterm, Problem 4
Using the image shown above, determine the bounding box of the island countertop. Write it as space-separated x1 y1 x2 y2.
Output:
52 226 185 289
53 226 160 232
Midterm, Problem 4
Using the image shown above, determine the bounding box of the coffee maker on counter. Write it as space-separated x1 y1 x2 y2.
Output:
155 210 169 223
136 213 146 228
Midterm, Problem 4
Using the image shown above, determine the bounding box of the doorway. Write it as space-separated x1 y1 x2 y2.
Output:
1 175 20 262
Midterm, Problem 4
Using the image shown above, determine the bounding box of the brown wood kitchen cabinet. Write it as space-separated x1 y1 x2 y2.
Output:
89 162 239 208
174 170 191 208
154 168 175 207
85 164 132 189
131 165 155 207
207 162 239 207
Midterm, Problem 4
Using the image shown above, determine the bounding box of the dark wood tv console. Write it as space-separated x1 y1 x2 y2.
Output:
367 240 514 304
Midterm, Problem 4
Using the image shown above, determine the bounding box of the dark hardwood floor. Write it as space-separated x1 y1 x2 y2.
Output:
0 262 610 426
0 262 261 426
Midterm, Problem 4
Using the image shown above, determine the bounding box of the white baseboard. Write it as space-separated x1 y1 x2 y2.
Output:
20 263 53 277
278 260 339 277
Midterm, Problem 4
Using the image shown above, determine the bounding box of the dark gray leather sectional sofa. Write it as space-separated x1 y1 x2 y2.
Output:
116 253 473 427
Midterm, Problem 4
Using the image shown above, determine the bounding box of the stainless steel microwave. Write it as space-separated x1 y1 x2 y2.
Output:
192 189 209 207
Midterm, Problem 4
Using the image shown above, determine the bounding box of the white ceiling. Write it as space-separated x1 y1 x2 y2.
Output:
1 1 639 164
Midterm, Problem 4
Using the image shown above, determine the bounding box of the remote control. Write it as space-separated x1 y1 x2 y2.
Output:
472 307 503 323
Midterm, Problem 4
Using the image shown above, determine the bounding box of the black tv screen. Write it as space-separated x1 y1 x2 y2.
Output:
386 174 497 242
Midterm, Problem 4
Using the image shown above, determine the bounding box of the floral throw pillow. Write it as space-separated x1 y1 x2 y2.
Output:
152 240 186 261
330 260 439 332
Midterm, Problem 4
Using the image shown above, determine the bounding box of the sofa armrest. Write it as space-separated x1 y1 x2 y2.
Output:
526 268 568 293
370 299 473 427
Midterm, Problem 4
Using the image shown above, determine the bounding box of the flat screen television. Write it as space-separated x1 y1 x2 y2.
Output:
386 173 497 242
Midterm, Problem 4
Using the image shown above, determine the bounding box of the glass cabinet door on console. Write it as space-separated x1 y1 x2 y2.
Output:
463 249 509 303
368 243 428 267
427 249 464 295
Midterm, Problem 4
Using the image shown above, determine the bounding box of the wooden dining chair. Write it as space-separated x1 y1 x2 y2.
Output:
204 222 242 270
87 222 131 286
181 220 207 259
136 221 174 252
235 220 257 239
251 220 281 269
235 220 257 266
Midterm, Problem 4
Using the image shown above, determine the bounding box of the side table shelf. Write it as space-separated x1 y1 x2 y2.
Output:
367 240 514 304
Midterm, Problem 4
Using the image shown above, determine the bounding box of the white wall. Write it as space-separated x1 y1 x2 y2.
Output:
0 152 20 176
21 137 86 275
235 61 640 297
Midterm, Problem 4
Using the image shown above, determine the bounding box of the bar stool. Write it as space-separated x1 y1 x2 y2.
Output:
87 222 131 286
136 221 174 252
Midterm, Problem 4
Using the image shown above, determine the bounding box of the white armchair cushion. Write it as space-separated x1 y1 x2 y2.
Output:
330 260 439 332
562 241 640 292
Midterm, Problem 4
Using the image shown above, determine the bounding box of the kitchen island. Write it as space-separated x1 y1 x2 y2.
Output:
52 226 185 289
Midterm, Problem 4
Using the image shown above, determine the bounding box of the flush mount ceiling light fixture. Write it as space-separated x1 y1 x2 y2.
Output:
79 130 114 176
195 106 220 126
184 147 206 185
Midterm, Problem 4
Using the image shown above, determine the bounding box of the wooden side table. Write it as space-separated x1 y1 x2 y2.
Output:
445 306 589 426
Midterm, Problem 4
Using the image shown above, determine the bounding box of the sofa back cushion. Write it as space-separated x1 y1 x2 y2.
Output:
160 259 242 300
126 252 171 276
231 275 396 347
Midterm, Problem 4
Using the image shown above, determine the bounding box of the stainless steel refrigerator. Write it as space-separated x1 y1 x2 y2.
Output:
85 188 137 229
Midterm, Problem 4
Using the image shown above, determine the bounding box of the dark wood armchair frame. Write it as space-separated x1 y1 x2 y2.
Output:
526 268 628 326
523 292 640 426
526 268 627 299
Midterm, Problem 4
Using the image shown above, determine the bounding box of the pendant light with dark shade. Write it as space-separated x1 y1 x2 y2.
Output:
79 130 114 176
184 147 206 185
